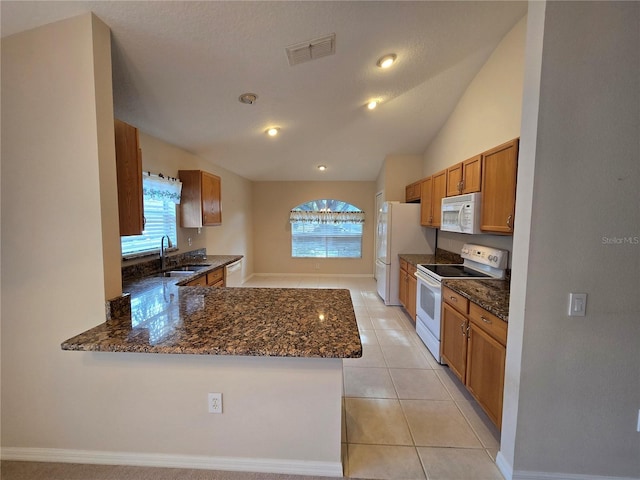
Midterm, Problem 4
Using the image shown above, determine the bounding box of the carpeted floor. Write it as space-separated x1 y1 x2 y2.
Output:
0 461 348 480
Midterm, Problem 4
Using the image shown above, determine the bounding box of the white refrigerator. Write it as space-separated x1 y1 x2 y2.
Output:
375 202 435 305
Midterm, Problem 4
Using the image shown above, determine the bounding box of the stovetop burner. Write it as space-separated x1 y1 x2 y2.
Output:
418 264 492 279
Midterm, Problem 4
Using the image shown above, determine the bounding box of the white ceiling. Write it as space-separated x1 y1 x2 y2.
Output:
1 1 527 181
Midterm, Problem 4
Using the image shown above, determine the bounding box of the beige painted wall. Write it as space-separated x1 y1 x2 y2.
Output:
0 14 342 473
422 15 526 175
252 181 376 275
419 14 527 260
123 132 254 283
376 154 423 203
505 2 640 478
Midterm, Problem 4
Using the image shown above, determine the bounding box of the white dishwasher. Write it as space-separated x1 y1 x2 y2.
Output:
225 259 243 287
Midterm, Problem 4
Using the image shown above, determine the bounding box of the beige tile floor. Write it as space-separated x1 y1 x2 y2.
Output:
243 275 504 480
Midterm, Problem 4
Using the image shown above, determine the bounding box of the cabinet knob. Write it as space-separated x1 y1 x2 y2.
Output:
450 296 457 302
506 214 513 229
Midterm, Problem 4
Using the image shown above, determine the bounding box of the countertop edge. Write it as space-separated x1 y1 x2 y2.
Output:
442 279 509 322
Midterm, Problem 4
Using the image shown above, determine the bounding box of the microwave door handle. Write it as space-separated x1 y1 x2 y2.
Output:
457 205 464 230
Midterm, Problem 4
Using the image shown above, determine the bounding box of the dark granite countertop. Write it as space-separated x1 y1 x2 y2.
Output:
61 255 362 358
399 249 463 267
442 279 510 322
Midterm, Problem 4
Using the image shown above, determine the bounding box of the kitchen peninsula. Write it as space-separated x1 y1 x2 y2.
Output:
60 254 360 476
62 254 361 357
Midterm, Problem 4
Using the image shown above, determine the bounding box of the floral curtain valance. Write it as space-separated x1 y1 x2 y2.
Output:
289 210 365 224
143 172 182 204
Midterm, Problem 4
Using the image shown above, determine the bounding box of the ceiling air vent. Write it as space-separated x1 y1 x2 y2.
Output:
286 33 336 66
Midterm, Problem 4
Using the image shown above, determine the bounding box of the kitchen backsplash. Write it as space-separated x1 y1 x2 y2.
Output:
121 248 207 281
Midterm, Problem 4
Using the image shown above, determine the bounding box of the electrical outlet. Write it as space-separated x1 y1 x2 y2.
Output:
208 392 222 414
315 263 320 270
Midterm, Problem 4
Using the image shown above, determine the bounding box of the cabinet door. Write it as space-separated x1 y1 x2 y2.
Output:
420 176 433 226
440 303 467 382
431 170 447 228
446 163 463 196
407 270 417 322
466 323 506 429
481 139 518 233
398 268 408 309
462 154 482 194
201 171 222 226
114 119 143 236
187 275 208 287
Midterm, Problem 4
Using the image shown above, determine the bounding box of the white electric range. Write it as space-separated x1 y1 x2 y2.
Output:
414 244 508 362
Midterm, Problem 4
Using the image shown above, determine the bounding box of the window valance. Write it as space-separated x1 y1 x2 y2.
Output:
289 210 365 224
143 172 182 204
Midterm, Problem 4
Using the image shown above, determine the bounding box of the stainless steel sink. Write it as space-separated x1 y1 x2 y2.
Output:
177 264 211 271
159 264 212 277
160 271 194 277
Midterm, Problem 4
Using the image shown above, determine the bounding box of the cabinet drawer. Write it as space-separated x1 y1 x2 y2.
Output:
407 263 417 276
468 303 507 345
400 258 408 272
207 268 224 286
187 275 208 287
442 286 469 314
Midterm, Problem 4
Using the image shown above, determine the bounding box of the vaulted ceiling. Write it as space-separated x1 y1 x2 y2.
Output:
1 1 527 181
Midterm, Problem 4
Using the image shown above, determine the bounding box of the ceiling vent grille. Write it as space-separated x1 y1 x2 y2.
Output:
286 33 336 66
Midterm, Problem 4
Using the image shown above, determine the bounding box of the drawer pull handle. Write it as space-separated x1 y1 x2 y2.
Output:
449 296 457 302
480 316 492 324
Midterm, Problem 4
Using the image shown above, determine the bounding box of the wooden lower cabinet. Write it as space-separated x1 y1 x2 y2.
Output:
441 302 467 381
186 267 225 287
398 259 417 322
407 270 417 321
466 322 506 429
440 286 507 429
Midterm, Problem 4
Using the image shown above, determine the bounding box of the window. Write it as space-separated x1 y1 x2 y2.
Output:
120 174 181 258
290 199 364 258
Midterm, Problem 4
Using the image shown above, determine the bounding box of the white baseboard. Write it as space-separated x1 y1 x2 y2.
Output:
1 447 343 478
496 451 513 480
513 473 639 480
495 452 638 480
251 273 374 278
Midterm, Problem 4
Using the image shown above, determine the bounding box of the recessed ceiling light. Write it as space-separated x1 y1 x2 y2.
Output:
367 100 379 110
376 53 397 69
239 93 258 104
317 165 327 171
266 127 280 137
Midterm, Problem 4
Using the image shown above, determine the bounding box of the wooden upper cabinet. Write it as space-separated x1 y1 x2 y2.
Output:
178 170 222 228
446 162 463 196
405 180 423 203
480 139 519 234
420 176 433 226
420 170 447 227
447 155 482 196
114 119 143 236
461 155 482 194
431 170 447 228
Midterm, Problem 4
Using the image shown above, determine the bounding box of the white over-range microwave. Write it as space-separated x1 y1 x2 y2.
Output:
440 192 482 234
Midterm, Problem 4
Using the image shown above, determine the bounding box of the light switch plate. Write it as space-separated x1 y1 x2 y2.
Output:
568 293 587 317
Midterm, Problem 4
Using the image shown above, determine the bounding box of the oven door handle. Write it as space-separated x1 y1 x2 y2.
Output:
415 271 441 288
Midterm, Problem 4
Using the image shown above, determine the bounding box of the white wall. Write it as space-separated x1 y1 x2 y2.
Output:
124 132 254 283
0 14 342 474
506 2 640 478
376 154 424 203
422 15 526 174
252 181 376 275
